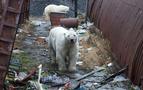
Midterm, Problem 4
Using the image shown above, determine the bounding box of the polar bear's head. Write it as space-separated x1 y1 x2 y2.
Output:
58 5 69 13
64 29 78 44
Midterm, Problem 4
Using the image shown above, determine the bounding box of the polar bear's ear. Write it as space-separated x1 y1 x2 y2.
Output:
64 33 70 39
64 33 68 40
69 28 74 31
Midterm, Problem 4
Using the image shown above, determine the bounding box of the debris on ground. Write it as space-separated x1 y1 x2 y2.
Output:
35 37 47 45
8 16 140 90
40 74 70 85
78 25 112 69
12 49 24 54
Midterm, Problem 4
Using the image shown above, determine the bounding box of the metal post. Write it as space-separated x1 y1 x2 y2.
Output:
74 0 78 17
85 0 89 23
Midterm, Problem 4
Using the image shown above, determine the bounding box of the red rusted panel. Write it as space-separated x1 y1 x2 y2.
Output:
121 0 143 9
136 0 143 9
20 0 30 23
141 78 143 89
121 0 136 6
0 0 28 88
87 0 143 88
87 0 96 21
0 2 2 16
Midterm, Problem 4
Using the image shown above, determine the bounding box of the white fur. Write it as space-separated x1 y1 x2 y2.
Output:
43 4 69 20
48 27 79 71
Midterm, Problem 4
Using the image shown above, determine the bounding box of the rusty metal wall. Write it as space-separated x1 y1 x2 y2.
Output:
87 0 143 87
20 0 30 23
0 0 29 88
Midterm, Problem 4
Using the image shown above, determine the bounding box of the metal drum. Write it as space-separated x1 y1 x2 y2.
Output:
50 12 66 26
60 18 78 28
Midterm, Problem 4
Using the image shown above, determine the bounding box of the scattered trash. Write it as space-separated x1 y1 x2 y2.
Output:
87 47 93 51
12 49 24 54
40 74 70 85
15 72 27 81
113 75 128 82
31 20 46 26
77 29 87 34
107 63 113 67
35 37 47 45
23 38 34 45
132 86 141 90
27 81 46 90
18 28 24 33
82 22 93 28
76 61 83 66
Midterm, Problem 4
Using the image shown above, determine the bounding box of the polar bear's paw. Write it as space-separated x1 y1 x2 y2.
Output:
68 66 76 72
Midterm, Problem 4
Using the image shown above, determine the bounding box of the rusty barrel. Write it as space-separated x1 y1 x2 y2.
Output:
50 12 66 26
60 18 78 28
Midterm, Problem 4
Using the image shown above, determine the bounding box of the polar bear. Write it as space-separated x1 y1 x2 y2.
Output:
43 4 69 20
48 27 79 72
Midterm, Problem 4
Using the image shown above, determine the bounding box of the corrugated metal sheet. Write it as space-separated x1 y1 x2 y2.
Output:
20 0 30 23
87 0 143 88
0 0 29 88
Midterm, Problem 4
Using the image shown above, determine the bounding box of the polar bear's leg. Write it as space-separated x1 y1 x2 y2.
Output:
68 58 77 72
68 49 78 72
49 47 56 64
48 37 56 64
56 52 67 71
